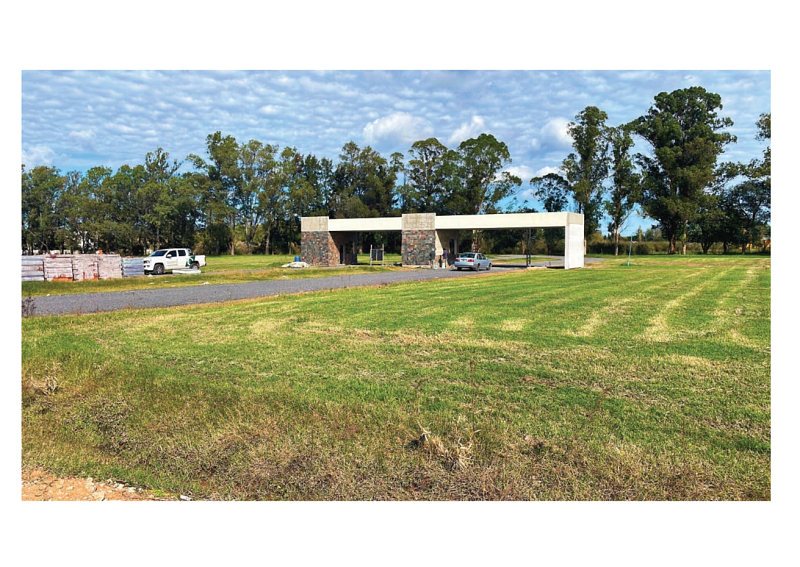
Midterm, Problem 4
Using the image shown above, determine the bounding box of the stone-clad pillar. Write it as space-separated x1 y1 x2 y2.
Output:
301 216 339 267
401 213 436 267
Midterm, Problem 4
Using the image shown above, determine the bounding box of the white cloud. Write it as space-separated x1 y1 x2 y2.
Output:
362 112 433 145
534 165 562 177
22 144 56 166
447 115 486 146
67 129 97 149
504 165 535 182
539 118 572 150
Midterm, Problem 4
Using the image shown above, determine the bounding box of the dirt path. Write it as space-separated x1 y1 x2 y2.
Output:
21 469 173 501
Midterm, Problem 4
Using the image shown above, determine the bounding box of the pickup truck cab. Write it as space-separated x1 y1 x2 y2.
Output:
143 248 206 275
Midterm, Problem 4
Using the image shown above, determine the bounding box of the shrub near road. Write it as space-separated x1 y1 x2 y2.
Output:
21 255 770 500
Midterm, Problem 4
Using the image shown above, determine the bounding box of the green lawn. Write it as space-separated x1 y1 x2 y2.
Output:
21 255 771 500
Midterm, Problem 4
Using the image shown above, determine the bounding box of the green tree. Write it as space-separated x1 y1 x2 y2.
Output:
238 139 279 253
330 141 397 219
605 125 640 255
22 165 65 254
529 173 569 213
401 137 451 213
447 134 521 251
632 87 735 254
451 133 520 215
189 132 241 254
734 113 771 252
141 148 182 250
562 106 611 246
56 170 92 253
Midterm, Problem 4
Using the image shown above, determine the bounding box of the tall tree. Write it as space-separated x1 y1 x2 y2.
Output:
22 165 65 254
141 148 181 250
529 173 570 213
238 139 279 253
734 112 771 252
562 106 611 246
451 133 520 215
605 125 640 255
632 87 735 254
450 133 520 251
330 141 397 219
189 132 241 254
402 137 451 213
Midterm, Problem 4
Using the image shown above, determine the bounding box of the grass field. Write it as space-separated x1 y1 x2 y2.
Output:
21 255 770 500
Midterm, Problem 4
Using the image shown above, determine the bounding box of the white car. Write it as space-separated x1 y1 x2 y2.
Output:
143 248 206 275
454 252 492 271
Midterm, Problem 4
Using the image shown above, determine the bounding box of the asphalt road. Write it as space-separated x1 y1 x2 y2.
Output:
24 257 602 317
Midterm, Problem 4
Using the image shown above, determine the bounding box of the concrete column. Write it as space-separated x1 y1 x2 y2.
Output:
564 215 585 269
401 213 436 267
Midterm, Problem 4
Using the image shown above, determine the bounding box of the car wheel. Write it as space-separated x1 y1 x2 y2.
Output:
191 261 200 270
487 263 492 271
153 263 164 275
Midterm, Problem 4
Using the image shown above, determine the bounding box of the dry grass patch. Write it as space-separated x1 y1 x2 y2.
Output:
499 318 527 332
570 298 633 338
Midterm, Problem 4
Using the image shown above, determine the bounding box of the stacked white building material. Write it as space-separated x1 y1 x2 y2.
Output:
43 255 75 281
96 254 123 279
122 257 145 277
21 256 45 282
72 255 99 281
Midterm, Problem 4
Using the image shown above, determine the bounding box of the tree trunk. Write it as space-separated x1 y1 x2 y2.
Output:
669 235 677 254
614 226 620 256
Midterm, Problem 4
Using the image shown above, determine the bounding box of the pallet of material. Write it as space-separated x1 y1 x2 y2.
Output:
72 256 99 282
96 254 123 279
43 255 74 281
122 257 145 277
21 257 45 282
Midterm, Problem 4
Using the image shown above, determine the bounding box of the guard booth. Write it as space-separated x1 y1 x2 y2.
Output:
300 212 584 269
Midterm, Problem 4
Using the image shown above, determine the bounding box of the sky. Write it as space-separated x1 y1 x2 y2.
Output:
20 69 770 235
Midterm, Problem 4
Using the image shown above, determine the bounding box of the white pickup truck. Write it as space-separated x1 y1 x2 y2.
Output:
143 248 207 275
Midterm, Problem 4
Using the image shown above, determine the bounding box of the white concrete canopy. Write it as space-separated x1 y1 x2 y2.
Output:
301 212 585 269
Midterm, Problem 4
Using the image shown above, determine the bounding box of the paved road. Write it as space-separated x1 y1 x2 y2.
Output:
24 257 603 317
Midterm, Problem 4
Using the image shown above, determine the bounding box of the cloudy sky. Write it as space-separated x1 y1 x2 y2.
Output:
21 70 770 230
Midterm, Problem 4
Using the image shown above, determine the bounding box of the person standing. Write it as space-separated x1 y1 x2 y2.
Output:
442 249 449 268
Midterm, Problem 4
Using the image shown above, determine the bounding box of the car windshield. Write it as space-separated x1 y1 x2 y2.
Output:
149 250 167 257
459 253 477 258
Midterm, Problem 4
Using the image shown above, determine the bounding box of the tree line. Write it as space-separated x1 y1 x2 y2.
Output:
22 85 770 256
531 87 770 255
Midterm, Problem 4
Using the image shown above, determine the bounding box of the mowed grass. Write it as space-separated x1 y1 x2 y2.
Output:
21 253 406 297
21 255 771 500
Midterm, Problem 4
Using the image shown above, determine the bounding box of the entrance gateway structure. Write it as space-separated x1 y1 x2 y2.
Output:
301 212 585 270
